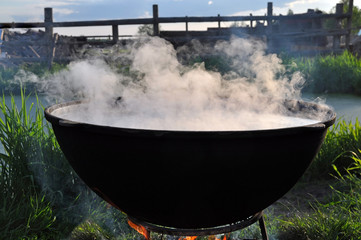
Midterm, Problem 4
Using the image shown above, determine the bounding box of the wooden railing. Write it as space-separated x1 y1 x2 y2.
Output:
0 0 354 67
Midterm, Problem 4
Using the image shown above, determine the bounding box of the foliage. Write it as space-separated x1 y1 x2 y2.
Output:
189 55 233 75
323 0 361 35
339 0 361 35
278 150 361 240
137 25 155 36
0 90 59 239
0 90 132 239
306 119 361 180
283 51 361 95
70 220 113 240
0 63 67 94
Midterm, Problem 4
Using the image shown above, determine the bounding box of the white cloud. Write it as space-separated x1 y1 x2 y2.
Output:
0 0 83 22
208 1 213 5
230 0 343 18
54 8 78 16
284 0 336 13
139 11 152 18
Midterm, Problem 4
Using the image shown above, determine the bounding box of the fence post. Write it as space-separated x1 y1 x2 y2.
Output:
112 24 119 43
153 4 159 36
333 3 343 51
267 2 273 28
44 8 54 69
267 2 274 50
346 0 353 49
185 16 188 32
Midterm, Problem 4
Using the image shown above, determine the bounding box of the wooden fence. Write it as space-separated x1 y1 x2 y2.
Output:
0 0 355 67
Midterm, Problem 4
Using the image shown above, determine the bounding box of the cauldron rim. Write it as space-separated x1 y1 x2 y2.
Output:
44 99 336 137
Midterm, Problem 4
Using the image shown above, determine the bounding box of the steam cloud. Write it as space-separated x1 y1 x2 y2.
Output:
43 36 329 130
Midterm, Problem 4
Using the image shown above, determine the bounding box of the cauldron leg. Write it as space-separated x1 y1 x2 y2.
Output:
258 214 269 240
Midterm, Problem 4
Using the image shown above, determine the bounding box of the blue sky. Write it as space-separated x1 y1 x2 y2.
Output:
1 0 360 35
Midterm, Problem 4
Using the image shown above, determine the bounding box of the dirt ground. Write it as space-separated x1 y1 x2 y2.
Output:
269 179 336 218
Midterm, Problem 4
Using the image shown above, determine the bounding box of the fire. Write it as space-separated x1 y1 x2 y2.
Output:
127 221 229 240
127 219 150 240
179 236 197 240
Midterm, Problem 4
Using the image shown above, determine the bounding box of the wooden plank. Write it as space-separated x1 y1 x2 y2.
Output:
112 24 119 43
333 3 343 50
153 4 159 36
45 8 54 69
0 13 351 29
346 0 353 48
28 46 41 58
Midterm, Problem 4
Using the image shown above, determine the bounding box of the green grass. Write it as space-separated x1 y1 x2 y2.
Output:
278 150 361 240
0 89 141 239
283 51 361 95
305 119 361 180
0 90 60 239
1 51 361 238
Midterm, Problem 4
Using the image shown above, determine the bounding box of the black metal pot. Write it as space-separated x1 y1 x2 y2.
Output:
44 99 335 229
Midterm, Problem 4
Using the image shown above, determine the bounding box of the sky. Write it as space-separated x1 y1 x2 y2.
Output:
1 0 360 36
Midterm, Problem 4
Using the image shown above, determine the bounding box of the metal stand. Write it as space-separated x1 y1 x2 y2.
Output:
128 211 269 240
258 215 269 240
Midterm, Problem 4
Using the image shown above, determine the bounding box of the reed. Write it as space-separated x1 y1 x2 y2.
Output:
0 90 59 239
0 90 134 239
284 51 361 95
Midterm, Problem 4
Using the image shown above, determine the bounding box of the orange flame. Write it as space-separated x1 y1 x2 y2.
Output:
179 236 197 240
127 219 150 240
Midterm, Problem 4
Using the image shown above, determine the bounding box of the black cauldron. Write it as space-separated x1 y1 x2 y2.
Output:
44 99 335 229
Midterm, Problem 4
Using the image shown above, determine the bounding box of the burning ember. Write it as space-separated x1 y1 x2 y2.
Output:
127 219 230 240
128 219 150 240
179 236 197 240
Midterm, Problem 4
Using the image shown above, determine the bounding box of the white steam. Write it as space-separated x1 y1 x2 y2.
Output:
46 37 329 131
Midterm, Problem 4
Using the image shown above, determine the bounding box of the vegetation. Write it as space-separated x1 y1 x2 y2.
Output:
0 91 132 239
1 91 360 239
278 151 361 240
0 63 67 94
336 0 361 35
1 49 361 238
282 50 361 95
306 119 361 180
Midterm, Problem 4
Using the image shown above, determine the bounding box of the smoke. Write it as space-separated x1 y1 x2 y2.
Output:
43 36 330 131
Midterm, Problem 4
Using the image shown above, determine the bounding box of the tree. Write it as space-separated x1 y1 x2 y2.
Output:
326 0 361 34
137 24 161 36
341 0 361 34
